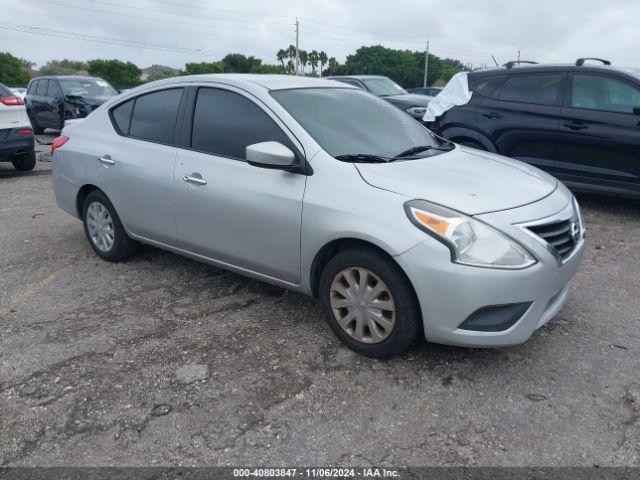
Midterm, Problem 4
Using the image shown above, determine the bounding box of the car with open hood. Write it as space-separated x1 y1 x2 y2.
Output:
25 75 118 133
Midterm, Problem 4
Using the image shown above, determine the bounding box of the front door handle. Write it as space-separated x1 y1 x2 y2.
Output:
98 155 114 165
482 112 503 120
183 174 207 186
563 121 588 131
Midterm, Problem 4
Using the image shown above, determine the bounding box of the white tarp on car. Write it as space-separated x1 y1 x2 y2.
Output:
423 72 472 122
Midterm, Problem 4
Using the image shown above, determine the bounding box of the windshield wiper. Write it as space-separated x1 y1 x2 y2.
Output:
393 143 455 159
334 153 391 163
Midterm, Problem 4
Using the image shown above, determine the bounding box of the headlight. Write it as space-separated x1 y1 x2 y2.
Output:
406 106 427 117
404 200 537 269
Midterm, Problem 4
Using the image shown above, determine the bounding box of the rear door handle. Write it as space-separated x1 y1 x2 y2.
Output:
183 175 207 186
482 112 503 120
563 121 588 131
98 155 114 165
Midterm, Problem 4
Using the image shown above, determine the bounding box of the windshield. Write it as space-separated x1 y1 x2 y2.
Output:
60 78 117 97
271 88 443 158
362 77 407 96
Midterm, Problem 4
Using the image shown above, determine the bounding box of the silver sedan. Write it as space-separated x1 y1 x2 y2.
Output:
51 74 585 358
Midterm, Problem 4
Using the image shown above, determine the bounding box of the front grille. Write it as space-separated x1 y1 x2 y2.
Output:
527 219 578 261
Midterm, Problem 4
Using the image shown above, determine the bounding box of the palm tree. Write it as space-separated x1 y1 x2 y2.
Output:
328 57 338 76
276 49 287 70
318 51 328 77
309 50 319 76
299 50 308 75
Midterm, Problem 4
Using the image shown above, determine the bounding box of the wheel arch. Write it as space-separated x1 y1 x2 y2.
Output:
76 184 102 217
309 237 415 300
441 126 497 153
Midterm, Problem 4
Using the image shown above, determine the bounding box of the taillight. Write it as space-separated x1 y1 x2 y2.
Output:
0 95 24 106
16 128 33 135
51 135 70 155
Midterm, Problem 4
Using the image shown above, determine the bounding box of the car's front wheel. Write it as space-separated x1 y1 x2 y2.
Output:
82 190 138 261
319 247 422 359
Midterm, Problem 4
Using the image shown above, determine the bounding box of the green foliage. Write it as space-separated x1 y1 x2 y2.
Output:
0 52 31 86
87 59 142 88
184 61 225 75
144 64 181 81
337 45 466 87
40 59 88 76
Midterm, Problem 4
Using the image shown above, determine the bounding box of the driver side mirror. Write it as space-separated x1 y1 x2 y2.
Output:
633 104 640 116
246 141 298 172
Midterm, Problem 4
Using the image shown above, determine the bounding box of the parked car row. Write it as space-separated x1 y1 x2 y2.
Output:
50 74 585 358
0 81 36 171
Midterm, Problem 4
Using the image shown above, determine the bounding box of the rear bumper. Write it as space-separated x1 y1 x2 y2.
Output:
0 128 34 161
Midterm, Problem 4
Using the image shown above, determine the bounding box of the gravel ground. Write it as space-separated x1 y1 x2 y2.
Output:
1 134 639 467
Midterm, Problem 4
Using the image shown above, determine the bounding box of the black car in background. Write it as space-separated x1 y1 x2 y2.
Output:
327 75 433 121
408 86 443 96
432 59 640 197
25 76 118 133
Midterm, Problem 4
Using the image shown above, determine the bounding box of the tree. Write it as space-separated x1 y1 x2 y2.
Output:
222 53 261 73
87 59 142 88
184 61 225 75
277 49 287 69
40 59 88 76
0 52 31 86
327 57 338 76
309 50 319 76
299 50 308 74
318 51 328 77
144 64 180 81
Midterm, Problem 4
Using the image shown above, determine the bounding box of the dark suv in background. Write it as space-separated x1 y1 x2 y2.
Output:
327 75 433 121
432 59 640 197
25 76 118 133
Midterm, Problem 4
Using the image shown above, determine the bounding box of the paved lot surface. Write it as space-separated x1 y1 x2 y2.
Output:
1 134 639 467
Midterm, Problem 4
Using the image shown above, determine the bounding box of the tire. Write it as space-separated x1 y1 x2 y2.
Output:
11 149 36 171
319 247 422 359
82 190 138 262
458 139 487 151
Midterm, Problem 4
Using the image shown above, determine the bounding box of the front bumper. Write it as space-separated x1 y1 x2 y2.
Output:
0 127 34 161
395 187 585 347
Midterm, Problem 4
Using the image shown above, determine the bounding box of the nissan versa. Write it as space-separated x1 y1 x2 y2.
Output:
51 75 585 358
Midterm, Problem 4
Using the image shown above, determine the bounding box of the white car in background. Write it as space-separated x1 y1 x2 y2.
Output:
10 87 27 99
0 82 36 171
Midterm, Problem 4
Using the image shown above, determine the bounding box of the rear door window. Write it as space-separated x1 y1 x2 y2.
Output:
498 74 563 106
128 88 184 143
191 87 294 160
36 80 49 96
27 81 38 95
111 98 135 135
571 74 640 114
47 81 63 98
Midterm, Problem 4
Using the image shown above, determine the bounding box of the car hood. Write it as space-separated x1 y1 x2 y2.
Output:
355 146 558 215
65 95 113 106
383 93 433 107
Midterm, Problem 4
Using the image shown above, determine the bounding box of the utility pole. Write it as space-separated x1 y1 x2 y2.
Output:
295 19 300 76
517 49 521 63
423 40 430 87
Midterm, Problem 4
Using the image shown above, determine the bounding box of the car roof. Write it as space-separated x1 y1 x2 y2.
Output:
328 75 388 81
30 75 104 82
469 63 640 80
135 74 360 92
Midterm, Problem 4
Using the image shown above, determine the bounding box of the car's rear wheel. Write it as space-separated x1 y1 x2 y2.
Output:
319 247 422 359
11 149 36 171
82 190 138 261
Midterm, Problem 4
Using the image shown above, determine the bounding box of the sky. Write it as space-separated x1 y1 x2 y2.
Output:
2 0 639 71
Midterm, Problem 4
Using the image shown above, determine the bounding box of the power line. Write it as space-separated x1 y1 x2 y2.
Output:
0 22 223 56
